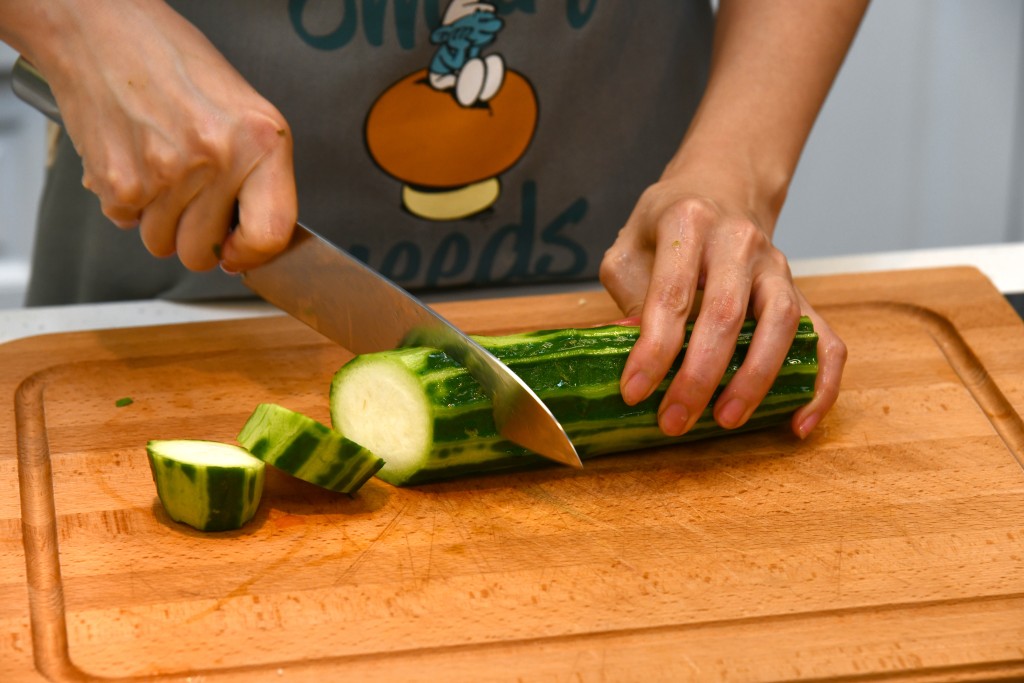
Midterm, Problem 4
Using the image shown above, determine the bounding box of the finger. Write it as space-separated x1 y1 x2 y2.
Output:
84 159 152 229
102 204 142 230
657 255 750 436
220 137 297 272
174 178 239 271
790 294 847 438
599 228 654 320
620 226 703 407
138 170 208 258
712 272 802 429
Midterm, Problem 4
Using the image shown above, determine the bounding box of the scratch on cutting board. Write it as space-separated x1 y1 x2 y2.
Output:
523 483 616 531
335 502 409 584
182 540 300 626
422 507 438 582
835 535 844 598
438 496 496 575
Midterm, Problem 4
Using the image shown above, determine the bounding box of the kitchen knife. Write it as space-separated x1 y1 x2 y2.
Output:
243 225 582 469
10 56 583 469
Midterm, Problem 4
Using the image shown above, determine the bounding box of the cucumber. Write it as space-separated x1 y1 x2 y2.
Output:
146 439 265 532
237 403 384 494
330 318 818 486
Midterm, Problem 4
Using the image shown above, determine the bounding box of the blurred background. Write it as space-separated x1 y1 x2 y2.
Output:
0 0 1021 309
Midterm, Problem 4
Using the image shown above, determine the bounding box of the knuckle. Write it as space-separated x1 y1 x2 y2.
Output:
244 108 292 154
736 361 776 395
768 291 802 326
826 336 849 365
242 216 294 257
660 196 718 235
193 123 234 166
101 168 146 207
730 220 770 259
703 293 745 328
142 144 187 184
671 366 719 404
598 244 629 288
649 277 692 317
767 246 792 274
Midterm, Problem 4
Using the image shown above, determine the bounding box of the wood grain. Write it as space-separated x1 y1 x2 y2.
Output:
2 267 1023 682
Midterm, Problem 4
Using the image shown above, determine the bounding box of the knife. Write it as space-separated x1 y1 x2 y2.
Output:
10 56 583 469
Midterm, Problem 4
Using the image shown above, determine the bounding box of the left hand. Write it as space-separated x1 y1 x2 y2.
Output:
600 173 846 439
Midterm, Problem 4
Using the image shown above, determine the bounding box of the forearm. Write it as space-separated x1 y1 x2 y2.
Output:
666 0 869 234
0 1 144 69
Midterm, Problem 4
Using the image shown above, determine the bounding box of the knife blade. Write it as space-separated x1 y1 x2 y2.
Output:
242 225 582 469
9 56 582 469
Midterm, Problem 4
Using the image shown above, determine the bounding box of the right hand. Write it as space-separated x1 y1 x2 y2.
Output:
10 0 297 273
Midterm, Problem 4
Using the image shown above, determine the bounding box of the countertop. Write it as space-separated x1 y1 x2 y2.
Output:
2 241 1023 345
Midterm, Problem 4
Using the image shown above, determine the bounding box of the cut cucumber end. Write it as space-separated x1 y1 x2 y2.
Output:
330 356 432 485
146 439 265 532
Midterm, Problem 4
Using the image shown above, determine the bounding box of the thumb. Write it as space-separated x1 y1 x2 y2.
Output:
221 143 297 272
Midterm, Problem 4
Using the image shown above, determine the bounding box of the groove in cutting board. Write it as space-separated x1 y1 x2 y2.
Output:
826 301 1024 470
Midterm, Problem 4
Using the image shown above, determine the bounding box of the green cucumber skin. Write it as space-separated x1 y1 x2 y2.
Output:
332 318 818 487
146 443 264 532
237 403 384 494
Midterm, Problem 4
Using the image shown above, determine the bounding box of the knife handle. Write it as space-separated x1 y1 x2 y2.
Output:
11 57 62 125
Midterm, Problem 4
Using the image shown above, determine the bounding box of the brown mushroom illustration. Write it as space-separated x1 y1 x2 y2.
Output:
365 68 538 221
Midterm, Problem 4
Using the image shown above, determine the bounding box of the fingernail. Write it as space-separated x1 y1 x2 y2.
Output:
220 263 239 276
717 398 747 429
659 403 689 436
796 412 821 439
622 371 653 405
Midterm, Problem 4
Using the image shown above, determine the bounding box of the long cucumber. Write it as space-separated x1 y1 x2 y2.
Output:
330 318 819 486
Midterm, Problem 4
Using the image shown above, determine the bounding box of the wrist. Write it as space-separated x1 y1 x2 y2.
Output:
659 140 792 238
0 2 81 69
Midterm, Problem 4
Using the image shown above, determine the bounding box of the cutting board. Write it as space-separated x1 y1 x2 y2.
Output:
2 267 1023 682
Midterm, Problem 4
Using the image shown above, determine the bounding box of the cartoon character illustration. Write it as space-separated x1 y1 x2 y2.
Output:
428 0 506 106
364 0 537 221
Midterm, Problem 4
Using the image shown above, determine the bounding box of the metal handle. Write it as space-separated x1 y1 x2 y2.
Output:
11 57 62 124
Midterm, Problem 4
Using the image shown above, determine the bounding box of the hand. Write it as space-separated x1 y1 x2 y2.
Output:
599 178 846 440
7 1 297 272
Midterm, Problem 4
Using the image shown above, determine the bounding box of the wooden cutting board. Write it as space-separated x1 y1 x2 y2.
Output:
2 267 1023 682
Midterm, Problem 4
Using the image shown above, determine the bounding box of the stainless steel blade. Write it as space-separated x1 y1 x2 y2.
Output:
242 225 583 469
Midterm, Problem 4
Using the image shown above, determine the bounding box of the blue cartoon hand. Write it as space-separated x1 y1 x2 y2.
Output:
429 12 503 75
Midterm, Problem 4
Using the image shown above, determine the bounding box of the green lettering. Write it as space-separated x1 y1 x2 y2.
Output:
474 181 536 284
380 241 422 281
567 0 598 28
425 233 471 287
289 0 358 50
536 197 589 277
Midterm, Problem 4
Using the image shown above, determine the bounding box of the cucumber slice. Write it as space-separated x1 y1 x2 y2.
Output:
146 439 265 532
330 318 819 486
237 403 384 494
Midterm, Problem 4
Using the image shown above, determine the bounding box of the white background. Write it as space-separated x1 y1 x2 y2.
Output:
1 0 1022 309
